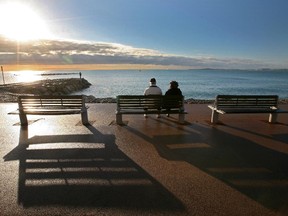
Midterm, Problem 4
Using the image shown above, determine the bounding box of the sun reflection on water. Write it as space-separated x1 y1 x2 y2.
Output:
14 70 42 83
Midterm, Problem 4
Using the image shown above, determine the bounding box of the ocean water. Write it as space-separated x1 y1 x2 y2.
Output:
3 69 288 99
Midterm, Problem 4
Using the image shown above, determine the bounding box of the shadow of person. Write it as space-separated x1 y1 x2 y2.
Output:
122 122 288 212
3 125 184 212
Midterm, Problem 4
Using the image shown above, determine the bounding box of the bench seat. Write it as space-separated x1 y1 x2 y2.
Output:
209 107 278 114
9 95 89 126
208 95 287 124
16 109 83 115
116 95 187 124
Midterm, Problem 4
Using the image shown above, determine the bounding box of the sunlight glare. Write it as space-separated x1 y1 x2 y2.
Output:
0 2 52 41
14 70 41 83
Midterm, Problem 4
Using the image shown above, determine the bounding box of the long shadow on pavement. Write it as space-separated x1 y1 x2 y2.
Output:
123 121 288 212
3 125 184 212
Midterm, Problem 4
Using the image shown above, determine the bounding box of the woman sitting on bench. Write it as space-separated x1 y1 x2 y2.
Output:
164 81 183 117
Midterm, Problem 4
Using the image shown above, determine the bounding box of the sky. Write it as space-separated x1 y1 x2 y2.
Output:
0 0 288 70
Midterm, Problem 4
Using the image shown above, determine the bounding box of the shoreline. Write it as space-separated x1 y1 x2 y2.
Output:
0 92 214 104
1 92 287 104
1 78 287 104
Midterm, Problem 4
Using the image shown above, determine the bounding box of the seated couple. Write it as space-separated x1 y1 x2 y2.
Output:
143 78 182 118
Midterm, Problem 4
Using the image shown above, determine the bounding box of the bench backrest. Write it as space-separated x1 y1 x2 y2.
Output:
116 95 184 111
18 95 86 110
215 95 279 110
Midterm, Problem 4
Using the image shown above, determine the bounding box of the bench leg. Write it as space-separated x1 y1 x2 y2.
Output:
81 110 89 125
211 110 219 124
19 126 29 145
178 113 185 124
19 113 28 126
116 113 123 125
269 113 278 123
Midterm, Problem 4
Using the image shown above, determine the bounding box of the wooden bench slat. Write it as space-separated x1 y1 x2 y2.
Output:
208 95 284 124
9 95 89 126
22 110 82 115
116 95 187 124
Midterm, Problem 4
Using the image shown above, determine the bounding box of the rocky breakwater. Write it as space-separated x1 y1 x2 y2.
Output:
0 78 91 102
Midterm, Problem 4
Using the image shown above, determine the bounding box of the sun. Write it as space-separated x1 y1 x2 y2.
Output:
0 2 52 41
14 70 41 83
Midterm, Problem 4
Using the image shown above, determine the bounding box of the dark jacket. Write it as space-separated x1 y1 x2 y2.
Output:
165 88 182 96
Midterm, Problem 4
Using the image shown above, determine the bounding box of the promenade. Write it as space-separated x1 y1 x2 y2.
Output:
1 103 287 216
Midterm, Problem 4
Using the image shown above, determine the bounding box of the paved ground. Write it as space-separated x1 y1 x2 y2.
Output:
1 103 287 216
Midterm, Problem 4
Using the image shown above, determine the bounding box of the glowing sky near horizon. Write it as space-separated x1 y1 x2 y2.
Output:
0 0 288 69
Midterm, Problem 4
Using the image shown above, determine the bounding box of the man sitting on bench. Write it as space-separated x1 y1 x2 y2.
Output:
143 78 162 118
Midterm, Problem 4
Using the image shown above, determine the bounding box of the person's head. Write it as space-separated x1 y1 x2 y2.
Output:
150 78 156 85
170 80 178 89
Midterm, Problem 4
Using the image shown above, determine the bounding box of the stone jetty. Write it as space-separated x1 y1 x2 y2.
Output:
0 78 91 102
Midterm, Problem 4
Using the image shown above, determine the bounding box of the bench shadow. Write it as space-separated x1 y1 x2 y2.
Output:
123 123 288 212
272 133 288 144
212 121 288 144
3 126 184 211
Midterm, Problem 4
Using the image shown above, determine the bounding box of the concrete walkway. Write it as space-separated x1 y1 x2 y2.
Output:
1 103 287 216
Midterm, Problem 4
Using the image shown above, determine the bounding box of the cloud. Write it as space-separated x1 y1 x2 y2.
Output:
0 35 275 69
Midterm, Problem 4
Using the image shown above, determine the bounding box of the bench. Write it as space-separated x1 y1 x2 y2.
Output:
9 95 89 126
116 95 187 124
208 95 287 124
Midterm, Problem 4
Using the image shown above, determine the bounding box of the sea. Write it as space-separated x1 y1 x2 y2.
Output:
2 69 288 100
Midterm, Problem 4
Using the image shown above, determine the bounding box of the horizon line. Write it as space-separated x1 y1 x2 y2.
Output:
1 64 288 72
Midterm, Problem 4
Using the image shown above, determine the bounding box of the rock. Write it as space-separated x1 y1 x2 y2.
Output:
0 78 91 96
85 95 96 103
